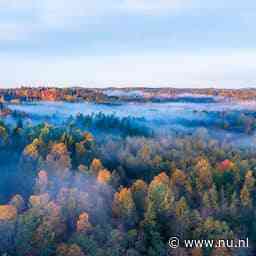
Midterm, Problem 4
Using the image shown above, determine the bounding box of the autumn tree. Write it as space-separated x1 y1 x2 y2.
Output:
112 187 137 228
83 132 94 143
23 138 42 160
244 170 255 191
171 168 192 197
0 205 17 254
45 143 71 179
145 172 174 220
90 158 103 176
9 194 25 213
195 157 213 191
171 168 187 188
142 173 174 256
201 185 218 218
75 142 86 164
76 212 92 233
0 125 8 145
56 243 85 256
33 201 66 255
97 169 111 184
57 188 79 227
196 217 233 241
14 208 43 256
240 186 252 208
240 170 255 209
34 170 49 194
29 193 50 209
131 179 148 217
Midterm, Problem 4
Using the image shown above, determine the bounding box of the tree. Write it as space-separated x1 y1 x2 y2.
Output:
33 201 66 255
34 170 48 194
75 142 86 165
56 243 85 256
9 195 25 213
23 138 42 160
138 145 151 162
0 125 8 145
0 205 17 254
171 168 192 197
14 207 43 256
0 205 17 221
146 172 173 218
171 169 187 187
217 159 234 172
97 169 111 184
201 185 218 218
131 179 148 217
57 188 80 228
195 157 213 190
29 193 50 208
175 197 188 218
83 132 94 143
76 212 92 233
112 188 137 228
39 123 51 142
240 186 252 208
45 143 71 179
244 170 255 191
90 158 103 176
196 217 233 240
142 173 174 255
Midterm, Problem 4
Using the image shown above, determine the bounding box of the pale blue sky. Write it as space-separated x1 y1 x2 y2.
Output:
0 0 256 88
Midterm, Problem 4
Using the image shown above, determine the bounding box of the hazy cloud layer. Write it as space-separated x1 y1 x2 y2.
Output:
0 0 255 88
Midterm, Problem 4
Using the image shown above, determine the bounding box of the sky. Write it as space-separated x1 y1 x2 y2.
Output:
0 0 256 88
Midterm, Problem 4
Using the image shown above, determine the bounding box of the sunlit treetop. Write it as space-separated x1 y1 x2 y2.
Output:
97 169 111 184
0 205 17 221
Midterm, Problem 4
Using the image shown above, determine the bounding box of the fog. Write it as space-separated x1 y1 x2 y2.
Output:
6 100 256 124
4 100 256 144
0 98 256 256
2 97 255 203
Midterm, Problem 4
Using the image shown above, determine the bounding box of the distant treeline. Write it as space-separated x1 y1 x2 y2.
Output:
1 87 256 103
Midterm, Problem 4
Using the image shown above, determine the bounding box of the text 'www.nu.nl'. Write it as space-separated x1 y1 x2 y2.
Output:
168 237 249 249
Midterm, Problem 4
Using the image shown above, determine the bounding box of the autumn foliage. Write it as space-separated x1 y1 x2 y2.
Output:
0 205 17 221
0 110 255 255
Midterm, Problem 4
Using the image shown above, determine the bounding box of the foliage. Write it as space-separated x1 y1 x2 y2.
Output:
0 114 255 256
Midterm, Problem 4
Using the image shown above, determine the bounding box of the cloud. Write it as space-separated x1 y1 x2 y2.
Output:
1 50 255 88
0 1 153 41
1 0 255 41
0 1 104 40
0 0 255 89
0 0 190 32
0 23 27 41
37 1 113 29
0 0 33 10
121 0 191 14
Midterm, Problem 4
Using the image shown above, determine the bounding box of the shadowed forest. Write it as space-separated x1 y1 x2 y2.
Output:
0 98 256 256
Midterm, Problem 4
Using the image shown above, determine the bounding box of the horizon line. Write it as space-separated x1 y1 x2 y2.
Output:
1 85 256 90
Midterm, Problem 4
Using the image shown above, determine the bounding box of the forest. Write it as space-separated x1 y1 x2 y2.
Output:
0 108 255 256
1 0 256 253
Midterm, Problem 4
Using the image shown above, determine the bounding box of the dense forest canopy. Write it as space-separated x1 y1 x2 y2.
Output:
0 99 256 255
